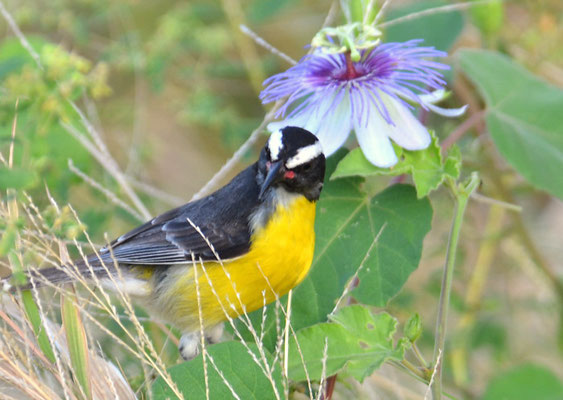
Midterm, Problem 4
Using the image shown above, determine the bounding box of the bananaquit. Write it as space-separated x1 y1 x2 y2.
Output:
4 126 326 359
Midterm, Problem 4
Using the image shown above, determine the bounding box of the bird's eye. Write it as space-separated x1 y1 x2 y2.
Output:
302 162 312 171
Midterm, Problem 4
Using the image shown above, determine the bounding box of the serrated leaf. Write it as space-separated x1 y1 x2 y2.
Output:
152 342 283 400
458 49 563 199
332 132 461 198
288 305 407 382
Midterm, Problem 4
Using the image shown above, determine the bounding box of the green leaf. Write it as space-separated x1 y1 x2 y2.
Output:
482 364 563 400
0 167 39 190
384 0 464 51
21 290 56 364
152 342 283 400
291 157 432 331
404 313 423 343
332 131 461 198
62 292 91 399
458 49 563 199
288 305 407 382
7 253 55 363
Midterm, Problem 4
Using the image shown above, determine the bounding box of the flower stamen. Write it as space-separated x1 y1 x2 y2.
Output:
345 52 358 80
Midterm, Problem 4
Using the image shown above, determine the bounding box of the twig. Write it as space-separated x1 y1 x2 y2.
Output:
470 192 522 212
62 122 151 220
322 1 340 29
67 103 151 219
0 1 151 220
0 1 42 70
221 0 265 95
373 0 392 25
68 159 145 221
378 0 496 29
127 176 185 207
240 25 297 66
441 110 485 151
191 103 282 200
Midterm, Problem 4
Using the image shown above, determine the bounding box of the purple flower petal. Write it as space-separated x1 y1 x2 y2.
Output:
260 39 464 167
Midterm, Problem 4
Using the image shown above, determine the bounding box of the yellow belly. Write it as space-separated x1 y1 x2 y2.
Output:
162 196 316 331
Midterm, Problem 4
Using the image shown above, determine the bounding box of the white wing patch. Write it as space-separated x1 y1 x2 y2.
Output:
286 141 323 169
268 130 284 161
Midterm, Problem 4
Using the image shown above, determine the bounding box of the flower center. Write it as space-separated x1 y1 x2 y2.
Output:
345 52 358 79
333 51 365 81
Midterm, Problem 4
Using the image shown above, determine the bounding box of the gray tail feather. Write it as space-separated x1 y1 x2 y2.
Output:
2 256 118 292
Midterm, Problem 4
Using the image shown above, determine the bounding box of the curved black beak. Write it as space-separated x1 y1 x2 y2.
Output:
259 161 282 200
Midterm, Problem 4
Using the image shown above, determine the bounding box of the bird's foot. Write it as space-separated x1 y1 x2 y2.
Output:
178 324 224 360
179 332 200 360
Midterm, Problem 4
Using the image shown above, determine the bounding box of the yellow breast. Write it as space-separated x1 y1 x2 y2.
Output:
164 196 316 331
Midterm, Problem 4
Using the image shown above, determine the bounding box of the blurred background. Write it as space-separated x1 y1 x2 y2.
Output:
0 0 562 398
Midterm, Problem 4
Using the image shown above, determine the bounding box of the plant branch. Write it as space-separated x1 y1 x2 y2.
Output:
0 0 151 220
240 25 297 66
191 102 282 200
441 110 486 151
378 0 494 29
431 173 480 399
221 0 266 96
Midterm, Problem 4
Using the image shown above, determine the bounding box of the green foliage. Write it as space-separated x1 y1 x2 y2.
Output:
482 364 563 400
458 49 563 199
288 305 408 382
332 131 461 198
248 0 293 23
384 0 464 51
152 342 283 400
0 167 38 190
0 37 109 205
470 0 504 38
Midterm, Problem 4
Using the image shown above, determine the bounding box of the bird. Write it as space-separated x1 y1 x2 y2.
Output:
2 126 326 360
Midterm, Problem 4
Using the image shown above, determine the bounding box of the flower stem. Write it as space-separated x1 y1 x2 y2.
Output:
412 342 428 368
431 173 480 399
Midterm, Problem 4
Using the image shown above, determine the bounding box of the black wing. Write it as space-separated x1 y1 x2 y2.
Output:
96 165 261 266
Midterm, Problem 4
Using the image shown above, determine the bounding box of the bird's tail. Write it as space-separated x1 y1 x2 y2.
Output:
1 256 116 293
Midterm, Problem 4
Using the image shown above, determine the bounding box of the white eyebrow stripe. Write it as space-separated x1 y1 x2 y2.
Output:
286 142 323 169
268 130 284 161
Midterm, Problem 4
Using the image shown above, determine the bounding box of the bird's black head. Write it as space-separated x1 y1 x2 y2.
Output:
257 126 326 201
